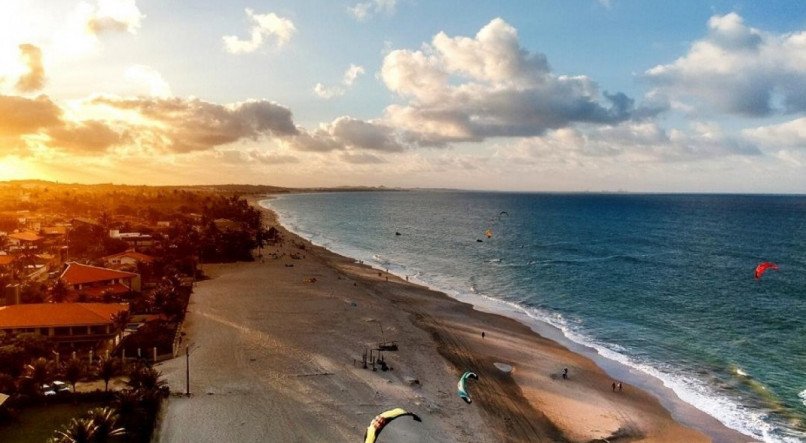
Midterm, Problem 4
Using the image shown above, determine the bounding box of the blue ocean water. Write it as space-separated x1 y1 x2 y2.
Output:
263 191 806 442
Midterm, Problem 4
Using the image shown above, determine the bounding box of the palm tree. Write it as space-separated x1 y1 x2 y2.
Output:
112 389 142 423
85 407 125 443
113 389 146 441
96 357 120 392
111 311 129 334
26 356 51 391
51 279 68 303
63 357 85 393
50 418 97 443
126 364 166 391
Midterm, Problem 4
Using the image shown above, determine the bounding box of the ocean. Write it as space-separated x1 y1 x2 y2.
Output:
262 191 806 442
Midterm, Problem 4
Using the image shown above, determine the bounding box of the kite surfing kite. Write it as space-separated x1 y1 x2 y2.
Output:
754 262 779 280
457 371 479 404
364 408 422 443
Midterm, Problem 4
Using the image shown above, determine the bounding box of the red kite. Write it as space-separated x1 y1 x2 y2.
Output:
754 262 779 280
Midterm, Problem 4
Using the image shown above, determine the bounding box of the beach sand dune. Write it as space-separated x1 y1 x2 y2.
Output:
155 201 744 442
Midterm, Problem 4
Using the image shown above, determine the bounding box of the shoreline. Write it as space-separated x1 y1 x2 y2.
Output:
155 195 748 442
261 194 754 442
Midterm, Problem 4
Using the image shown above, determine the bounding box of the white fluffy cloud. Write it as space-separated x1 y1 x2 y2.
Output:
223 9 296 54
349 0 397 21
123 65 171 97
313 64 365 99
85 0 145 35
645 13 806 116
743 117 806 150
380 18 649 146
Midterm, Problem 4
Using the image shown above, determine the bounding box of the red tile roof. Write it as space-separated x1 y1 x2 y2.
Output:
60 262 138 286
0 303 128 329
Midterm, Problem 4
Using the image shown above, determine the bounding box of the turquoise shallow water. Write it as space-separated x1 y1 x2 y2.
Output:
264 191 806 442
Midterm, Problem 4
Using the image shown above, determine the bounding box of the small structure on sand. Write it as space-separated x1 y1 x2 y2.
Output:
493 362 513 374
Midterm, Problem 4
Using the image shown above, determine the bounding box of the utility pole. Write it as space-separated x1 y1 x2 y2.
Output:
185 345 190 396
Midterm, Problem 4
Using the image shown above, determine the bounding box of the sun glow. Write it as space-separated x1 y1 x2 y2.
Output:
0 158 40 181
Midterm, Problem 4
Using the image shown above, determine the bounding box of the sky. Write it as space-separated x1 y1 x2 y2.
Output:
0 0 804 193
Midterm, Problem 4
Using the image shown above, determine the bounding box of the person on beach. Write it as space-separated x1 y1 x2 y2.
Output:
612 382 616 392
562 368 568 379
481 331 485 339
618 382 623 392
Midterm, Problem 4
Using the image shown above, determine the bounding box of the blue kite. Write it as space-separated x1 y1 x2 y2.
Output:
457 371 479 404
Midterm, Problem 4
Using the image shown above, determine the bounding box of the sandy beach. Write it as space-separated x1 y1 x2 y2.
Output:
155 198 749 442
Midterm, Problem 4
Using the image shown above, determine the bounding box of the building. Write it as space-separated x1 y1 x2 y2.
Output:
101 250 155 269
0 303 129 346
108 230 154 248
8 231 43 243
60 262 141 300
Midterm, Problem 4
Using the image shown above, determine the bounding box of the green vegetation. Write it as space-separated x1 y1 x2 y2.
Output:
0 402 104 443
0 181 279 442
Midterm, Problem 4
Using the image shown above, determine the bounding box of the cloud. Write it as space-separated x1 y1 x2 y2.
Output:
223 9 296 54
92 96 299 153
645 12 806 116
743 117 806 150
313 64 365 99
249 150 300 164
340 152 386 164
85 0 145 35
46 120 126 152
380 18 646 146
349 0 397 21
0 94 62 137
0 94 126 155
287 116 404 153
124 65 171 97
329 117 404 152
15 44 45 93
216 149 300 165
508 121 761 164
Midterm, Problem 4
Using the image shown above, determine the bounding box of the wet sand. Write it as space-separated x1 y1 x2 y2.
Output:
155 199 749 442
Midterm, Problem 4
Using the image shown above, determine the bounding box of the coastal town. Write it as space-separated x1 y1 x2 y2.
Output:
0 181 276 442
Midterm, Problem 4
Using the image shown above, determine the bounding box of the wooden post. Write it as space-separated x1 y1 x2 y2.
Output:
153 347 157 362
185 345 190 396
